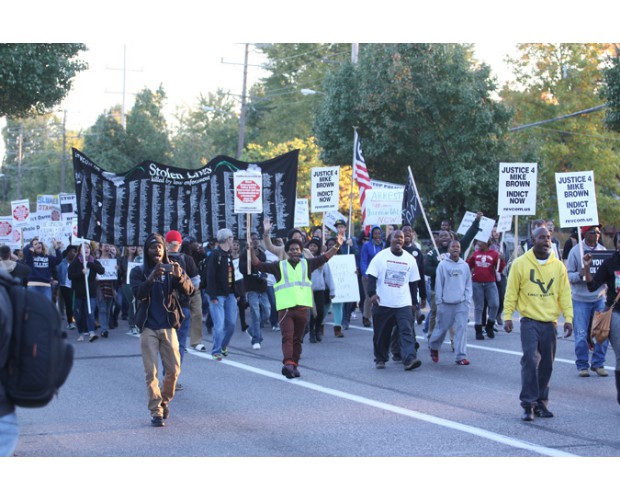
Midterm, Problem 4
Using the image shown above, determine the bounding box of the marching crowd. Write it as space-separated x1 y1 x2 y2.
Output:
2 211 620 434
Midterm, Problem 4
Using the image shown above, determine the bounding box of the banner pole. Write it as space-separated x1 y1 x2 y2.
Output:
407 166 440 257
513 216 519 261
81 241 91 315
246 213 251 275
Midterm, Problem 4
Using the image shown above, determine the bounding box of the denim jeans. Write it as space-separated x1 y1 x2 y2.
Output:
0 412 18 457
266 286 279 327
473 281 499 325
519 318 557 408
209 294 238 355
573 298 609 370
97 296 114 331
247 291 270 344
74 296 97 334
177 306 191 362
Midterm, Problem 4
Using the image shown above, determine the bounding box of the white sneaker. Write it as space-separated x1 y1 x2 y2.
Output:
194 343 207 352
351 313 358 320
67 323 76 330
252 343 261 350
243 327 252 340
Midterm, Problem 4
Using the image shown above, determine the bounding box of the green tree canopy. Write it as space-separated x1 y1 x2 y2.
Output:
245 44 350 147
501 43 620 227
0 43 87 117
313 43 512 227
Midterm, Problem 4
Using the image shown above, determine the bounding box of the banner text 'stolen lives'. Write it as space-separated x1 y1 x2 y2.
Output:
72 149 299 246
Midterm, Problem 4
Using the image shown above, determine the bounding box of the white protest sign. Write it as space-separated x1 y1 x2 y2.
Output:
36 194 61 220
0 216 13 244
294 198 310 227
364 189 404 225
311 166 340 213
456 211 496 243
323 211 347 233
38 221 65 248
21 220 41 244
497 163 537 215
59 193 77 223
233 171 263 214
97 258 118 280
496 214 513 233
555 171 598 228
327 254 360 303
11 199 30 227
127 261 142 284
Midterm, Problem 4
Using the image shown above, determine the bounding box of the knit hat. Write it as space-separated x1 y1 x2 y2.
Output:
581 225 601 237
306 237 321 249
165 230 183 244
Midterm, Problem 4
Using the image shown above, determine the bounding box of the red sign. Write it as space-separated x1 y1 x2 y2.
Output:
236 179 261 203
0 220 11 237
12 204 29 222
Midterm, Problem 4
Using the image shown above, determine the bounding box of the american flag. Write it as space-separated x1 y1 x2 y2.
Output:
353 130 372 228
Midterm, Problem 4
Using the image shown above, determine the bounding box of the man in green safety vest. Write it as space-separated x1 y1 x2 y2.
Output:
251 231 345 378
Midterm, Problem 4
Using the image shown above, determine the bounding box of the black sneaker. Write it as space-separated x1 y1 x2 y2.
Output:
521 406 534 422
404 357 422 371
375 361 386 369
101 330 109 338
292 366 301 378
151 415 165 427
281 364 295 379
534 405 554 418
392 354 402 362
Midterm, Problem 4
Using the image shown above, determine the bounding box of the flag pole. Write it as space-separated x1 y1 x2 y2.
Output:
348 127 357 243
407 166 440 257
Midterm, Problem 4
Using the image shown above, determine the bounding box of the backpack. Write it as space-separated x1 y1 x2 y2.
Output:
0 273 74 408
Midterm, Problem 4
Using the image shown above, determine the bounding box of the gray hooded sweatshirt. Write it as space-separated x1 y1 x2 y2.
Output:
435 256 472 306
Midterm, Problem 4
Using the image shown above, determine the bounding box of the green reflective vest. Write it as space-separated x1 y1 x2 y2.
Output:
273 259 313 310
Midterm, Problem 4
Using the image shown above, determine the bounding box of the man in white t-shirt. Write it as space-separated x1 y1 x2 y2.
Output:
366 229 422 371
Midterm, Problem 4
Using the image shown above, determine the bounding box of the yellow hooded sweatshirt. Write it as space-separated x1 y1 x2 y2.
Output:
504 248 573 324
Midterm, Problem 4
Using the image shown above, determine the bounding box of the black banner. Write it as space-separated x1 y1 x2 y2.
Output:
401 174 421 227
72 149 299 246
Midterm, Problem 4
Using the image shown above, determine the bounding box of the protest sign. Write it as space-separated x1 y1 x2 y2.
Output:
497 163 537 215
97 258 118 281
585 250 615 276
555 171 598 228
323 211 347 233
456 211 496 243
364 189 404 225
11 199 30 227
59 193 77 222
497 214 513 233
233 170 263 214
327 254 359 303
311 166 340 213
294 198 310 227
0 216 12 244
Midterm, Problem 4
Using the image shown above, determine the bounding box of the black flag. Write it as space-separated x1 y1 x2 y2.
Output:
401 173 421 227
72 149 299 246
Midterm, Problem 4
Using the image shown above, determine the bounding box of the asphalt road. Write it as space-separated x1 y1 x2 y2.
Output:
11 306 620 458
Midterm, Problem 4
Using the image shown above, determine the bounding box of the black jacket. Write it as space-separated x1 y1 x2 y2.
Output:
130 234 194 331
206 246 237 300
0 270 15 418
68 256 105 298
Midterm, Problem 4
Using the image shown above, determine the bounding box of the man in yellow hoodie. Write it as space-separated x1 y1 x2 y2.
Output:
504 227 573 422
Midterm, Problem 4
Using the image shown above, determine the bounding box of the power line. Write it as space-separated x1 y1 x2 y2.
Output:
509 104 607 132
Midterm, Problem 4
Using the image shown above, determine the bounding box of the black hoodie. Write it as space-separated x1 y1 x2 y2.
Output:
130 233 194 331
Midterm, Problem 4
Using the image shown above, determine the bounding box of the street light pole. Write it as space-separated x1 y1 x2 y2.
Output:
236 43 249 160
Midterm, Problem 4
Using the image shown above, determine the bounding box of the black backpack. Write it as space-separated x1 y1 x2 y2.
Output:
0 273 74 408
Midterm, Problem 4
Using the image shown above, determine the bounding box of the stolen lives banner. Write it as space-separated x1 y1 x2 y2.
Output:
72 148 299 246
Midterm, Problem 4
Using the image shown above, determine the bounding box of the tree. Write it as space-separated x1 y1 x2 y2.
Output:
0 43 87 117
244 137 361 231
171 90 238 168
0 114 83 213
601 45 620 132
245 44 350 147
314 43 512 227
501 43 620 226
83 87 172 171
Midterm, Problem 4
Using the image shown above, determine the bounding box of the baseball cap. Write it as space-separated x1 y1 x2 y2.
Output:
165 230 183 244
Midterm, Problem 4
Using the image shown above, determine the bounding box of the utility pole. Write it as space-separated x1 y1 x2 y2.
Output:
351 43 359 64
236 43 249 160
17 124 23 199
60 110 67 193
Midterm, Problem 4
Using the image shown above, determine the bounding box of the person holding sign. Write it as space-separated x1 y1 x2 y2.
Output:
251 232 345 379
23 237 63 301
566 225 610 377
583 230 620 406
503 227 573 421
366 230 422 371
68 242 105 342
